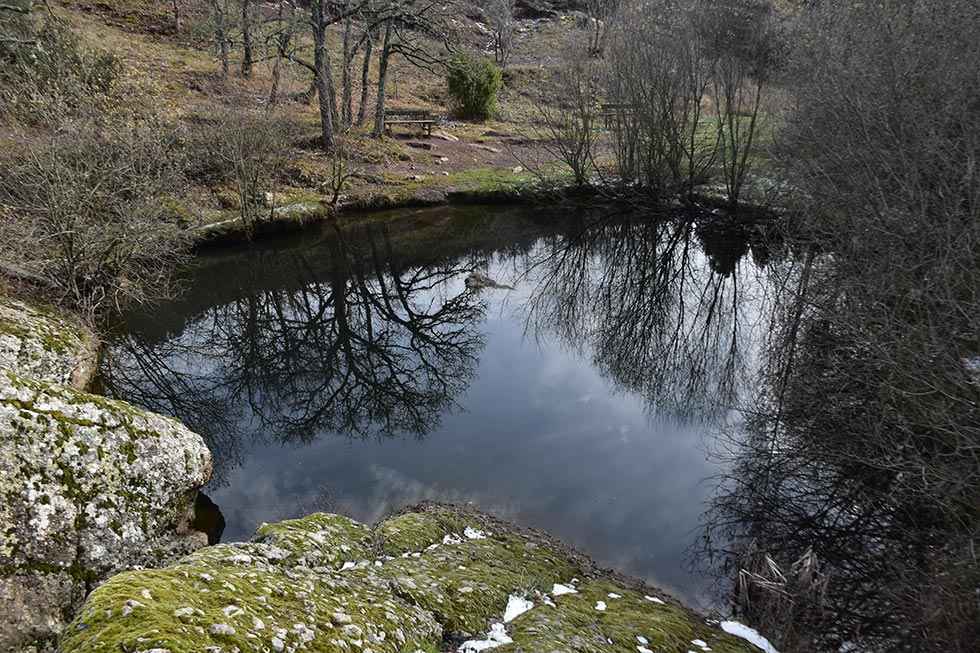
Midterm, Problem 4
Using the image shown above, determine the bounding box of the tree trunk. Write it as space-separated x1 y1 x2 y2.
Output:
212 1 230 78
172 0 182 33
356 29 374 126
269 1 291 105
341 12 354 128
312 0 336 149
372 22 393 138
241 0 254 78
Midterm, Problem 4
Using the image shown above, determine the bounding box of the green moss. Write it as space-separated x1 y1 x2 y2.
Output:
60 507 761 653
0 297 89 357
377 510 463 556
502 580 753 653
253 512 374 567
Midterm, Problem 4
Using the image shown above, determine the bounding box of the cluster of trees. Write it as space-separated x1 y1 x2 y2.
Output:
698 2 980 651
538 0 777 207
187 1 461 147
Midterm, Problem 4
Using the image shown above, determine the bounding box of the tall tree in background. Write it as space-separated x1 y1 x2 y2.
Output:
171 0 182 32
371 0 458 137
310 0 339 148
209 0 232 77
240 0 254 77
486 0 515 67
356 24 375 125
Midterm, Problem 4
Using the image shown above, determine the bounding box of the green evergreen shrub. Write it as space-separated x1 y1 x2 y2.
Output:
446 54 502 120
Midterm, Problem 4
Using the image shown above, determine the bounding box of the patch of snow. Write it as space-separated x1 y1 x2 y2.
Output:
637 635 649 645
503 595 534 622
720 621 779 653
340 561 356 571
595 601 607 611
551 583 578 596
644 595 665 604
608 592 622 599
637 648 653 653
459 623 512 652
464 527 488 540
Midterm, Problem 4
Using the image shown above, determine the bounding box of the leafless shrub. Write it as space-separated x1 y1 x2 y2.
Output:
702 5 980 649
697 0 778 208
0 120 190 315
532 40 601 187
326 133 360 205
582 0 619 56
185 108 296 234
604 0 726 199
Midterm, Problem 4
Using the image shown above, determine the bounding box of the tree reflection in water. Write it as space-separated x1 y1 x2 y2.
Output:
101 223 487 484
696 251 979 652
521 214 773 421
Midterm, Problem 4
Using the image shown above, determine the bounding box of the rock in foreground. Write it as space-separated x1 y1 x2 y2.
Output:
62 504 762 653
0 372 212 651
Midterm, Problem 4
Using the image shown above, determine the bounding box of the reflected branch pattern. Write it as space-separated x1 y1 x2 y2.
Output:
521 216 771 420
102 224 487 483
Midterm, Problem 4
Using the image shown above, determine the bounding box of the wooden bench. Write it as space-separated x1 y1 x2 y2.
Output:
599 102 636 128
384 107 436 137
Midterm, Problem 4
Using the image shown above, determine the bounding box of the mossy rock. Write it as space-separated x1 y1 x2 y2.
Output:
0 296 99 389
0 370 212 652
61 505 764 653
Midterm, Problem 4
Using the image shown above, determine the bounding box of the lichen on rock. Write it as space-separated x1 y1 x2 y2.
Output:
0 370 212 651
0 297 99 390
61 505 763 653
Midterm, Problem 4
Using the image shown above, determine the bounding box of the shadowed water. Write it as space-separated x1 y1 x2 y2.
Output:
99 205 774 608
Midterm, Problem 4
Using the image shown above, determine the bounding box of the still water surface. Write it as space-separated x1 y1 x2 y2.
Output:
100 205 772 608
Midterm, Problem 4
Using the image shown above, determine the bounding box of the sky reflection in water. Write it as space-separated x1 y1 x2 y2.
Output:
101 206 771 608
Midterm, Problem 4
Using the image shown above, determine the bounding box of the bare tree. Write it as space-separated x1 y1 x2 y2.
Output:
533 42 601 187
356 25 375 125
209 0 232 77
209 109 295 234
485 0 515 67
171 0 182 32
240 0 254 78
371 17 393 137
369 0 458 137
267 0 297 104
582 0 619 56
699 0 776 208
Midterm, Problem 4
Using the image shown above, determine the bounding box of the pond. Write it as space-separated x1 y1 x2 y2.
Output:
99 204 774 609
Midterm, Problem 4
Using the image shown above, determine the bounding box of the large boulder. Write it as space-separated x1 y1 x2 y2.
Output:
61 505 764 653
0 298 213 652
0 297 98 389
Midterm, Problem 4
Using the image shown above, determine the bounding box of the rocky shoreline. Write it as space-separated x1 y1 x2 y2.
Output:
61 504 762 653
0 297 770 653
0 298 212 652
